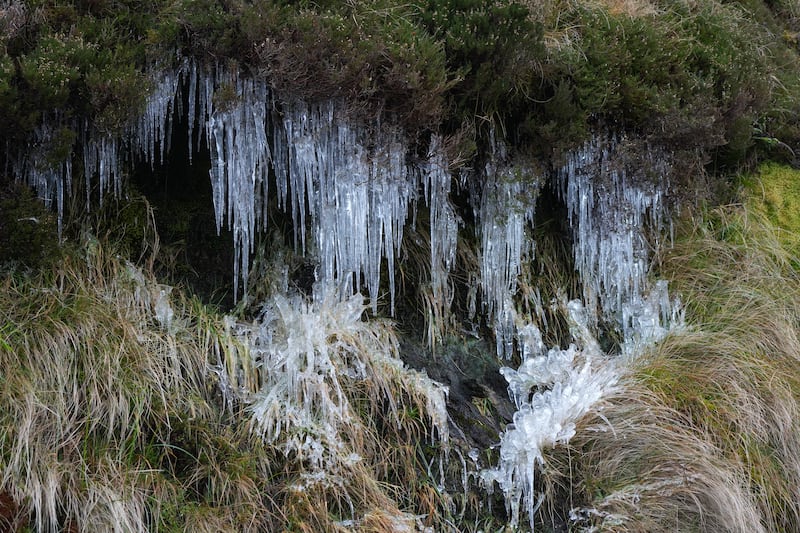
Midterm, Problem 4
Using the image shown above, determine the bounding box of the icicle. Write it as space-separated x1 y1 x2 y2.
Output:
557 133 678 338
422 135 459 332
82 128 122 207
11 116 75 237
186 60 197 163
205 65 271 301
478 132 540 358
131 65 183 168
276 101 415 312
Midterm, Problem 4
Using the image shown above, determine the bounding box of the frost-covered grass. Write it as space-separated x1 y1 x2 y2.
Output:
0 237 457 532
538 207 800 532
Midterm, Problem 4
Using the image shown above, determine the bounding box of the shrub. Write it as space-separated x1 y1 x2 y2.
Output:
0 182 61 270
417 0 546 136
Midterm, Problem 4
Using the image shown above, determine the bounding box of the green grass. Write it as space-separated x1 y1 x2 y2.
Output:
741 162 800 262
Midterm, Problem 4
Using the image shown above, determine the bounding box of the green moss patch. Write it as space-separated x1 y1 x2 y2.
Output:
742 162 800 259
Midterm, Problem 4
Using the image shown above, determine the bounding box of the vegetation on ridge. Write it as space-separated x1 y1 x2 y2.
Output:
1 0 799 167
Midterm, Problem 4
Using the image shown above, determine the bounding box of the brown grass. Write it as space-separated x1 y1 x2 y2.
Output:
541 206 800 532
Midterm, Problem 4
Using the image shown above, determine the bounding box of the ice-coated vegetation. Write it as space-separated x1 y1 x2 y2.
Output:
481 301 622 530
5 0 800 528
220 289 450 491
5 60 686 531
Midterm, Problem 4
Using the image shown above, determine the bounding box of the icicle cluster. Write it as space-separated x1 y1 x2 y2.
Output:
204 66 272 300
481 301 621 531
421 135 460 338
11 118 72 236
12 60 440 310
183 63 425 310
478 134 540 358
82 132 122 207
130 66 183 168
274 101 416 313
558 133 677 335
11 64 183 237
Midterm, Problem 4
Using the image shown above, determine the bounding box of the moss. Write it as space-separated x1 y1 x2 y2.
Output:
741 162 800 260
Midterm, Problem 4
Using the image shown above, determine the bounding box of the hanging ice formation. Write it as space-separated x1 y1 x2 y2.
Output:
477 133 540 358
11 60 450 312
273 101 417 313
11 117 72 236
131 66 183 169
420 135 460 341
557 133 680 339
184 62 463 314
179 62 433 310
480 133 684 530
10 63 184 237
203 65 271 300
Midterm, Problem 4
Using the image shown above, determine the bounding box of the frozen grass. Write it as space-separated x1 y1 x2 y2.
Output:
217 287 453 531
0 236 457 531
540 206 800 532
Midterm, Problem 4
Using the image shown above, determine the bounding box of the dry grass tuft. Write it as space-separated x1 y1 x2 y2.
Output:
0 239 460 532
541 206 800 532
0 233 456 530
0 237 211 530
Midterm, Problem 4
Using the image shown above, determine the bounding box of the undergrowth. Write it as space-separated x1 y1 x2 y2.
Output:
2 0 799 171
